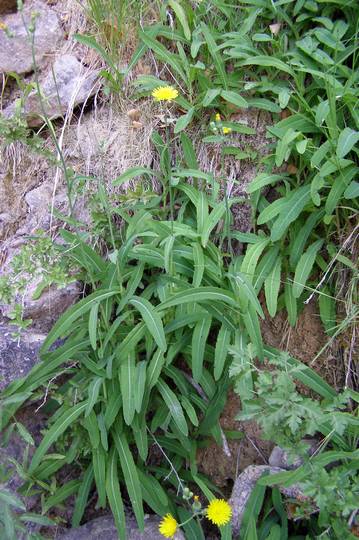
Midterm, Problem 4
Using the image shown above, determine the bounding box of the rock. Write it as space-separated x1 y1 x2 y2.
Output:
230 465 314 534
0 324 45 391
0 279 81 333
5 54 100 127
58 515 185 540
0 1 63 74
269 441 318 470
0 0 17 15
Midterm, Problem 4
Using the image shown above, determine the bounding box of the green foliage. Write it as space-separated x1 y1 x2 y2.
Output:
0 157 264 537
230 347 359 539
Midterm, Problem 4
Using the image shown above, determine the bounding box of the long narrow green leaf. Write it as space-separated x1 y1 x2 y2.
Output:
130 296 167 351
293 240 323 298
120 355 136 425
264 256 282 317
29 402 87 473
192 315 212 382
157 379 188 436
72 464 94 527
106 447 126 540
41 290 120 353
114 425 145 530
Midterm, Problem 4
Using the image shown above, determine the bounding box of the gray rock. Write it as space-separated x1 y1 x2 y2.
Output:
269 441 318 470
5 54 100 127
0 324 45 391
21 279 82 332
230 464 314 534
0 0 17 15
58 515 185 540
0 1 63 74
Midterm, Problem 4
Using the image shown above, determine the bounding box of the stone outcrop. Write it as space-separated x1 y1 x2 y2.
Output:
0 1 63 74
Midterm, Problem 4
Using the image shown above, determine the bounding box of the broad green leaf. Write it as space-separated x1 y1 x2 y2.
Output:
113 166 156 186
201 202 227 247
221 90 248 108
192 315 212 382
192 243 205 287
139 30 186 83
319 286 336 336
106 447 126 540
72 464 94 527
271 185 311 242
239 55 294 75
29 402 87 473
336 128 359 158
114 426 144 530
132 415 148 461
214 325 231 381
135 361 147 413
344 181 359 199
257 198 287 225
264 256 281 318
83 410 100 449
201 23 227 88
240 237 270 282
180 132 198 168
231 272 264 318
159 287 237 310
284 281 297 326
196 191 209 235
147 348 166 389
202 88 221 106
247 173 286 194
174 107 195 133
43 480 81 513
92 445 106 508
130 296 166 351
88 302 99 351
289 210 324 268
120 355 136 425
41 289 120 353
293 239 323 298
138 470 169 515
242 304 263 359
0 489 26 511
168 0 191 40
157 379 188 435
86 377 103 417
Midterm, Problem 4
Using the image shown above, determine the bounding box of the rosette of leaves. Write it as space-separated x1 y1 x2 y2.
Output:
0 173 264 538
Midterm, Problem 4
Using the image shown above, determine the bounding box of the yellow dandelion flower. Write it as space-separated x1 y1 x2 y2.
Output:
159 514 178 538
152 86 179 102
215 113 221 122
206 499 232 527
222 126 232 134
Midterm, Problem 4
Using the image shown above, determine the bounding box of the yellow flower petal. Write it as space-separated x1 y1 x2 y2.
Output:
206 499 232 527
159 513 178 538
222 127 232 134
152 86 179 102
215 113 221 122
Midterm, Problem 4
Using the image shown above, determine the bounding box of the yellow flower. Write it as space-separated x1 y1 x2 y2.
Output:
206 499 232 526
159 513 178 538
215 113 221 122
222 126 232 134
152 86 179 102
